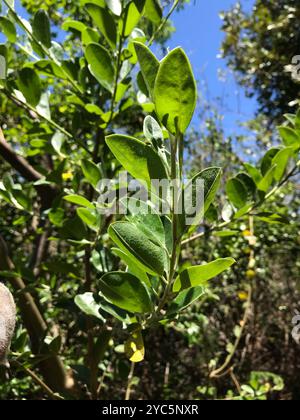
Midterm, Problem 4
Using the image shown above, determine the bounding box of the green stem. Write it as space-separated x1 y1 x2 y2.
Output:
107 10 126 127
148 0 180 46
156 131 182 314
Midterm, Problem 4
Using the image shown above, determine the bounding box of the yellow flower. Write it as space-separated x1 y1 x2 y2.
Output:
238 291 249 301
246 269 256 279
62 172 73 181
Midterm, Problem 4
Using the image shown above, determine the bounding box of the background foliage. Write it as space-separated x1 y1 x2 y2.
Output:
0 0 299 400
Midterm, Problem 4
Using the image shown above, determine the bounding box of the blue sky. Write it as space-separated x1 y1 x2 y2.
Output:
166 0 257 137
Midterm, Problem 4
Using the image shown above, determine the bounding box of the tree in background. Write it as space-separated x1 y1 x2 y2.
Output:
221 0 300 125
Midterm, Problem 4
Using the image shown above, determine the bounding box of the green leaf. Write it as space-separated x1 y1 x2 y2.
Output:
81 158 102 188
48 208 64 227
137 71 148 94
134 42 159 97
0 16 17 42
162 216 173 254
154 47 197 135
296 109 300 130
144 0 162 24
256 212 289 225
179 167 221 234
143 115 163 143
115 80 129 102
109 221 165 276
272 147 294 181
12 189 32 211
45 335 62 355
17 68 42 107
278 126 300 147
37 92 51 119
206 203 219 222
61 19 87 32
215 230 239 237
51 132 65 155
99 271 153 313
0 270 20 279
99 298 130 323
75 292 105 321
76 207 99 230
244 163 262 185
86 4 117 49
34 59 65 79
82 27 100 45
257 165 277 192
64 194 94 209
111 247 150 287
80 0 106 5
125 198 165 247
60 215 87 241
173 258 236 292
226 177 248 209
167 286 205 316
260 148 280 175
3 175 14 192
105 0 122 16
284 113 296 126
123 0 146 37
85 43 115 92
32 9 52 48
85 103 103 115
233 203 253 219
0 44 8 78
236 173 256 197
105 134 168 188
195 167 221 214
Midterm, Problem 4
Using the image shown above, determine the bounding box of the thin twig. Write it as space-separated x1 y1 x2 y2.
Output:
107 17 126 127
97 368 108 398
11 360 64 400
149 0 180 46
230 367 242 395
210 285 252 378
125 362 135 401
